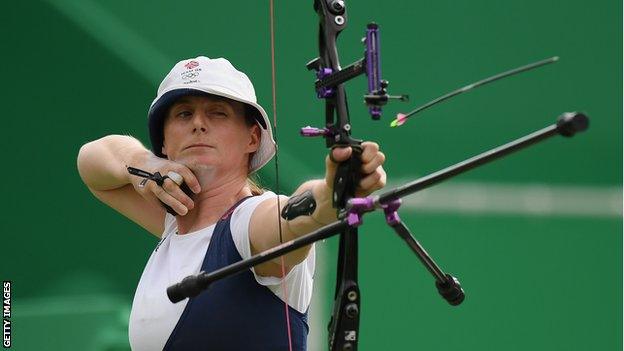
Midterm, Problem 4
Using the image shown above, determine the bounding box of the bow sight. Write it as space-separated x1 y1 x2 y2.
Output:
166 1 590 350
305 21 408 121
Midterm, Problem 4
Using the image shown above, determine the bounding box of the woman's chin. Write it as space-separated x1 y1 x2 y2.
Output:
175 155 218 170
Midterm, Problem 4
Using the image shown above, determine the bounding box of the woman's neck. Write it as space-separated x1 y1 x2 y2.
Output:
175 169 252 235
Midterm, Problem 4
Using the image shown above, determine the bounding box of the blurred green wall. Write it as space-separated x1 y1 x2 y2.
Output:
2 0 621 350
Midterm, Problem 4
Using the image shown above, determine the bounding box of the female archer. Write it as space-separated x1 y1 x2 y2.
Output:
77 56 386 350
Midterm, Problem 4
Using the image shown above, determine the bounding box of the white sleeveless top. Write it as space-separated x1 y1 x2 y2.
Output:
128 192 315 351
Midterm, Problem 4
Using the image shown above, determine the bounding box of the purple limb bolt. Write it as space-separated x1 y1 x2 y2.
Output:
316 68 335 98
381 198 402 225
318 87 334 99
317 67 333 79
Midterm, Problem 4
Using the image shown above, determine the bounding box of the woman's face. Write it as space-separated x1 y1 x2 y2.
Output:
162 95 260 173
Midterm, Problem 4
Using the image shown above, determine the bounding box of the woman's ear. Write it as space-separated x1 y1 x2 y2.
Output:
247 124 261 153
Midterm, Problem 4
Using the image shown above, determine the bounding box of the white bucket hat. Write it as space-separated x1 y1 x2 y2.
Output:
148 56 276 173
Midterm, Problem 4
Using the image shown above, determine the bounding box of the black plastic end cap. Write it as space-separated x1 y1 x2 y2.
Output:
167 275 205 303
556 112 589 137
436 274 465 306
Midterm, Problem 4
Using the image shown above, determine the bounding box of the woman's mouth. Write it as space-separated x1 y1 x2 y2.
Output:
185 144 214 150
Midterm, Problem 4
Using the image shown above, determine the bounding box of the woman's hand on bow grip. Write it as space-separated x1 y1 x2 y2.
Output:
325 141 387 197
129 155 201 216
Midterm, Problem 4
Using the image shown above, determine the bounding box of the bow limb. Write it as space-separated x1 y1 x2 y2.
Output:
311 1 363 350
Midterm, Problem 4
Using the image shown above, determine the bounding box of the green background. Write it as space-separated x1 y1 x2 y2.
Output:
2 0 621 350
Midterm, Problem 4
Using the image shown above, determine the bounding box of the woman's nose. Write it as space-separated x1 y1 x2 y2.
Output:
191 113 208 133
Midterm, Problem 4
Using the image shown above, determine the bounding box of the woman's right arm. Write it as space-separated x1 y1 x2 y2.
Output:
76 135 198 237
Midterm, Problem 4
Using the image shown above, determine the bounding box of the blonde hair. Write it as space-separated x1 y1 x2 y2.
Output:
246 173 264 196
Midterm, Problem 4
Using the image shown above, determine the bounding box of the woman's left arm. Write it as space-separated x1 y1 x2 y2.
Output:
249 141 386 274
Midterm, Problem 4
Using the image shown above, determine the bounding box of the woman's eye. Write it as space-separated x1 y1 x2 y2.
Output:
177 111 192 118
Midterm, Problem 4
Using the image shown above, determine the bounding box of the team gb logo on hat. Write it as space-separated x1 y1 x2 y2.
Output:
181 60 201 83
184 60 199 69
